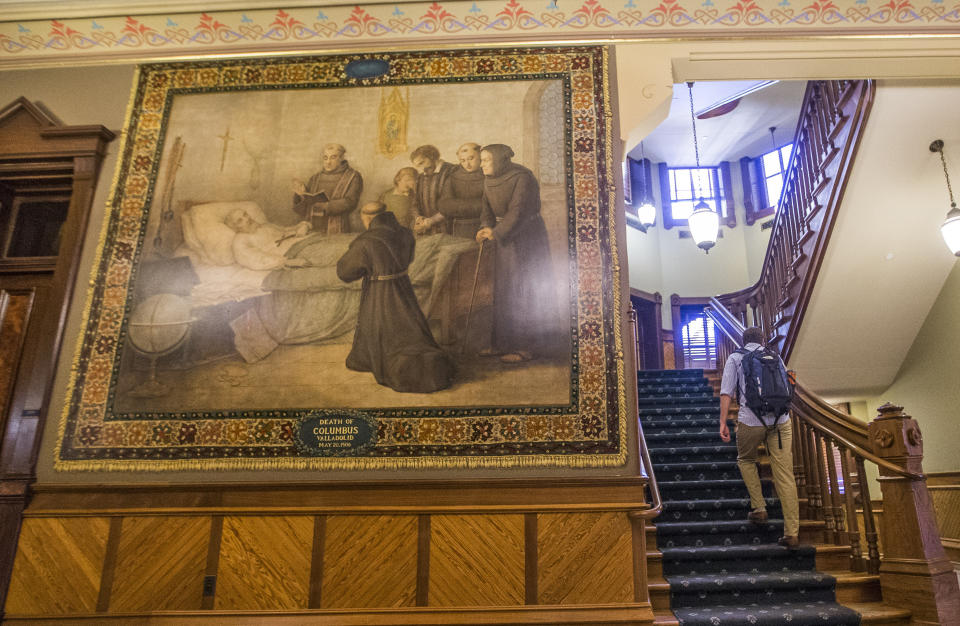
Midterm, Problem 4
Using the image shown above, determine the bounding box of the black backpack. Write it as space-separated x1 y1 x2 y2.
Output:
735 346 794 428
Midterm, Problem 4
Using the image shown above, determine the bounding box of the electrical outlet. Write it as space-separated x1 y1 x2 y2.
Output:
202 575 216 596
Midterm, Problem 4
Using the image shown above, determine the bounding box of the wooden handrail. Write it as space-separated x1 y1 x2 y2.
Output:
707 299 921 481
716 80 875 363
629 310 663 521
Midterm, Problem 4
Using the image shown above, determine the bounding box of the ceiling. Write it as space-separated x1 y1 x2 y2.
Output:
627 80 807 166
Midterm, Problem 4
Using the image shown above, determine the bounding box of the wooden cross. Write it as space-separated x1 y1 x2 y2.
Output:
217 127 233 172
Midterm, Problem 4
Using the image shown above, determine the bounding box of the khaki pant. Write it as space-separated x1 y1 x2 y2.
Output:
736 421 800 537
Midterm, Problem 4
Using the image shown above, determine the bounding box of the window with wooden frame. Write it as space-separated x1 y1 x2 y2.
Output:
742 142 794 226
0 174 72 271
657 162 735 230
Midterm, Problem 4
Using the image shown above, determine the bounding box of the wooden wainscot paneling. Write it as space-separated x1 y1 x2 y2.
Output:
109 515 211 612
215 516 313 610
537 511 633 604
321 515 418 608
429 514 525 607
927 471 960 566
4 517 110 615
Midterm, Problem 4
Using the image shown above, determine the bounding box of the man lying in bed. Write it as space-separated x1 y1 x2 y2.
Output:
224 208 312 271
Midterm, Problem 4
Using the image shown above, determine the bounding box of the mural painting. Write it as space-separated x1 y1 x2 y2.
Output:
56 47 628 471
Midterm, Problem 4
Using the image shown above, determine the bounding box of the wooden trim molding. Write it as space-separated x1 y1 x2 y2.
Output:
24 478 652 516
415 515 430 607
630 289 664 370
0 603 656 624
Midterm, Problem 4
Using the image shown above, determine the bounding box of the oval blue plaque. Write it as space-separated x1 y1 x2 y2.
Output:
345 58 390 79
296 412 376 456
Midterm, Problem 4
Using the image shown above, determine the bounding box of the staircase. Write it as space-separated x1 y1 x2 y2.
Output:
639 368 910 625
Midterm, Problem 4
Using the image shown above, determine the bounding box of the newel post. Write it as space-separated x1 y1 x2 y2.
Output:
868 403 960 625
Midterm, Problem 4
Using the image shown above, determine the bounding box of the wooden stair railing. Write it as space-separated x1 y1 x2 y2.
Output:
716 80 875 362
628 310 664 606
705 299 960 624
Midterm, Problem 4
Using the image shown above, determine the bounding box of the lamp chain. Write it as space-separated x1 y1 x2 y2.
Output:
938 147 957 208
687 82 701 168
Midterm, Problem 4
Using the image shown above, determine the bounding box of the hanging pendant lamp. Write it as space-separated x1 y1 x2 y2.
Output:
930 139 960 256
636 141 656 231
686 82 719 253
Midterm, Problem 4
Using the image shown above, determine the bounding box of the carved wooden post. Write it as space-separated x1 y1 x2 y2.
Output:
868 403 960 625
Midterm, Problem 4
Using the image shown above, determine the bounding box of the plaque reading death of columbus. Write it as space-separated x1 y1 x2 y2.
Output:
296 412 377 456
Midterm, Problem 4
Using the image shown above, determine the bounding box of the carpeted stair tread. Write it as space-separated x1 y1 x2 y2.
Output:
638 368 704 378
672 600 862 625
656 519 784 535
666 569 837 591
656 464 744 483
647 431 736 443
656 461 741 473
648 444 738 456
639 405 719 416
638 396 718 407
643 417 726 428
659 479 777 499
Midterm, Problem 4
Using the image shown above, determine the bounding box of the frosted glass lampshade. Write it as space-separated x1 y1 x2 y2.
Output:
637 201 656 228
688 199 719 253
941 205 960 256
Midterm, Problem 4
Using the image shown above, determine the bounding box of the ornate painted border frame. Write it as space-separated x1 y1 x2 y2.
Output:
3 0 960 68
54 45 630 472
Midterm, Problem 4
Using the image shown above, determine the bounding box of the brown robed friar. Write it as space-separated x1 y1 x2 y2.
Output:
336 207 454 393
477 143 554 361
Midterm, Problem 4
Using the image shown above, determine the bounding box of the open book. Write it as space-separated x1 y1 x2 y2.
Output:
297 190 329 202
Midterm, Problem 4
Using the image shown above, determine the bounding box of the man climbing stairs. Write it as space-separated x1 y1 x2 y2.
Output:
639 368 909 625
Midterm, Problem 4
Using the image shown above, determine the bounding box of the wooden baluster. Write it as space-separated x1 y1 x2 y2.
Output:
803 422 822 520
811 86 828 160
803 100 822 165
791 412 806 517
799 132 815 215
838 445 864 571
783 195 799 264
813 430 836 542
825 80 841 126
824 437 846 547
855 456 880 575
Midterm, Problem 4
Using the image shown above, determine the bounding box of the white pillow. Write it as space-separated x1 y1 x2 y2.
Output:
181 201 267 266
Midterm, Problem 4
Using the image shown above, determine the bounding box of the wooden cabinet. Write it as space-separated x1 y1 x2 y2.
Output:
0 97 114 614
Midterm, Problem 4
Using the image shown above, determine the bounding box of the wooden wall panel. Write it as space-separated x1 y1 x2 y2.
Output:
537 512 633 604
322 515 417 608
429 514 524 607
215 516 313 610
929 486 959 542
4 517 109 615
109 516 211 611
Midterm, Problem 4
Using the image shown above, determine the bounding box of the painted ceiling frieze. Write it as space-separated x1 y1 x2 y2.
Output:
0 0 958 63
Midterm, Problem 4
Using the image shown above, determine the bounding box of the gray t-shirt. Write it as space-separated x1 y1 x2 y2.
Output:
720 342 789 427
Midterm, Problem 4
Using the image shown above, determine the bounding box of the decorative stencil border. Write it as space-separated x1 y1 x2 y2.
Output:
54 45 630 472
2 0 960 64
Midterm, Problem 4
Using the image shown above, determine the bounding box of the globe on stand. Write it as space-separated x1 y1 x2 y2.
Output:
126 293 194 398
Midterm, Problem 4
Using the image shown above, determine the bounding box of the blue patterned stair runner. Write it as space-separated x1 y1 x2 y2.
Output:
640 369 861 625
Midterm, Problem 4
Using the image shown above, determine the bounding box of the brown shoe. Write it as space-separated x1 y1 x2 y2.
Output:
778 535 799 548
747 509 768 524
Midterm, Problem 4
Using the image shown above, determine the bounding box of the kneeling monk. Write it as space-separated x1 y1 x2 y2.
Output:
336 202 454 393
